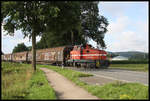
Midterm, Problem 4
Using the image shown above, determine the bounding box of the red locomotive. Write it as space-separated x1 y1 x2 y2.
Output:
2 44 110 69
67 44 110 68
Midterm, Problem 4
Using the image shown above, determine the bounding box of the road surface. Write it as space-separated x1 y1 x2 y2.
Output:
65 67 148 86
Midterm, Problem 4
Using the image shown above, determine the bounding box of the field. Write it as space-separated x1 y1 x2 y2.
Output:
38 64 148 100
2 62 56 100
109 60 149 72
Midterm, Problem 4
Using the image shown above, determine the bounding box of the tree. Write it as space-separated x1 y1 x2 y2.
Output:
80 2 109 48
36 1 109 49
27 46 32 51
43 1 82 47
2 1 60 71
35 1 83 49
13 43 29 53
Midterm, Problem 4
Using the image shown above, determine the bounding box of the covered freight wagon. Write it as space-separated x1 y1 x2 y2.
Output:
2 54 12 61
27 46 73 65
12 51 28 62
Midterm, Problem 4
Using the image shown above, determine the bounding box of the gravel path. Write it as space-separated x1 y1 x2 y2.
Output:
40 68 99 100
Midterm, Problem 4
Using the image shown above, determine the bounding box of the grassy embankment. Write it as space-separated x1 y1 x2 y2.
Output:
37 64 148 100
2 62 56 100
109 60 149 72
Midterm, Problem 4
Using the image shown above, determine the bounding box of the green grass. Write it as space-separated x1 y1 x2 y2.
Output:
25 69 56 99
110 64 148 72
110 60 148 64
2 62 57 100
109 60 149 72
85 81 148 99
2 62 32 99
38 65 148 100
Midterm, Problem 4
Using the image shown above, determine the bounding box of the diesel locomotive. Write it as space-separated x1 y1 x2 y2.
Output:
2 44 110 68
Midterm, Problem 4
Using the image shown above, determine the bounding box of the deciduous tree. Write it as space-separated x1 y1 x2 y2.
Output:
2 1 60 71
37 1 109 49
13 43 28 53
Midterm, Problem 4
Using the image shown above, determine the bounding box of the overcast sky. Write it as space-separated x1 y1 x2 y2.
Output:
2 1 149 54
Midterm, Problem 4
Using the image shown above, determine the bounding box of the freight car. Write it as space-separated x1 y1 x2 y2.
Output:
12 51 28 63
2 44 110 68
27 46 73 65
2 53 12 62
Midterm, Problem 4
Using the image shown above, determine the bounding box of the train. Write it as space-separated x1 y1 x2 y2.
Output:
2 44 110 68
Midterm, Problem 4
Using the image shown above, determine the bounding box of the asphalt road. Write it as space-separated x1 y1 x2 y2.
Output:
65 67 149 86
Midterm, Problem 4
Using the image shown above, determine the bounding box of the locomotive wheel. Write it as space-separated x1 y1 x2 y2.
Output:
102 60 110 68
99 60 110 69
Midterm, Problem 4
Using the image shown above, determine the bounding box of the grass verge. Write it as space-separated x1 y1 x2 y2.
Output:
110 64 148 72
2 62 33 99
2 62 56 100
25 68 57 99
38 65 148 100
